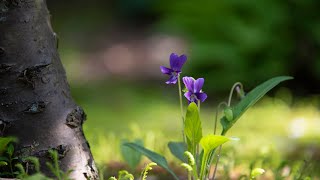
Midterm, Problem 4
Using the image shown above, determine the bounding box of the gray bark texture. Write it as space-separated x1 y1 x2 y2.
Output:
0 0 99 179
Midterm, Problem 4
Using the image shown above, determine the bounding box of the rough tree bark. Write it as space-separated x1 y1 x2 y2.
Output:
0 0 99 179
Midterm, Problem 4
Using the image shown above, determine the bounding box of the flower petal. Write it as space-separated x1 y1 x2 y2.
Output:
194 78 204 93
166 75 178 84
197 92 207 102
172 54 187 71
160 66 173 75
183 76 194 92
184 91 193 101
169 53 179 68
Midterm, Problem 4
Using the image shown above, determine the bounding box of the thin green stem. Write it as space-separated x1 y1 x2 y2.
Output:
201 102 227 179
9 156 13 177
195 100 202 179
177 75 185 143
199 151 209 180
211 145 222 180
188 171 192 180
192 163 199 180
212 82 243 180
214 102 228 135
196 144 199 175
191 142 199 180
227 82 243 107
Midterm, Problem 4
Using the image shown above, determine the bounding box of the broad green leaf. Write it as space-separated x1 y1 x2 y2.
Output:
200 135 230 153
221 76 293 135
121 139 143 170
124 143 179 180
168 141 187 162
184 102 202 153
0 137 17 155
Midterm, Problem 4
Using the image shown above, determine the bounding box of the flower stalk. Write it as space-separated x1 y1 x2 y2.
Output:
212 82 243 179
177 75 186 143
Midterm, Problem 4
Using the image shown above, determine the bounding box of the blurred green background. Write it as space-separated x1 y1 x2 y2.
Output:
47 0 320 178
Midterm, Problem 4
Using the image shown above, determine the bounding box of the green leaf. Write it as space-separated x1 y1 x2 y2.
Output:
200 135 230 153
7 143 14 157
184 102 202 153
123 142 179 180
23 156 40 172
15 163 27 178
0 137 17 155
168 141 187 162
221 76 293 135
199 135 230 180
120 139 143 170
0 161 8 166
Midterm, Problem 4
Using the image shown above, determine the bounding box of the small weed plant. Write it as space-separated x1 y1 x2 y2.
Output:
123 53 294 180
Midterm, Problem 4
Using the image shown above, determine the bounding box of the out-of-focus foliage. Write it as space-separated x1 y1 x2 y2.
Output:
48 0 320 94
155 0 320 93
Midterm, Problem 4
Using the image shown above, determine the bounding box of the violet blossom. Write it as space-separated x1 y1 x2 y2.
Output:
160 53 187 84
182 77 207 104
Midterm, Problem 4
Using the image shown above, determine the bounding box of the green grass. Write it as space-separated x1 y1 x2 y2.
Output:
70 81 320 178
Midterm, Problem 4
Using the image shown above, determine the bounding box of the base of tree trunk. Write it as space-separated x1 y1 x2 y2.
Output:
0 0 99 179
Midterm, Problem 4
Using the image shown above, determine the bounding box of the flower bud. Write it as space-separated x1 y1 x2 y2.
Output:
224 107 233 122
236 86 245 99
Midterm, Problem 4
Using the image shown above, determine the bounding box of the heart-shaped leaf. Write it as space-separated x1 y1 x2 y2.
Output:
200 135 230 153
199 135 230 179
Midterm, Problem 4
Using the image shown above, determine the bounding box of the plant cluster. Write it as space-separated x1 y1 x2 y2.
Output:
1 53 316 180
122 53 293 180
0 137 72 180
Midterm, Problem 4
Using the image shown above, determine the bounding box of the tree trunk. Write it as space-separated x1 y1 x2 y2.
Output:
0 0 98 179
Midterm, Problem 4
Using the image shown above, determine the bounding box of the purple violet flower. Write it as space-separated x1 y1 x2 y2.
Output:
160 53 187 84
182 77 207 104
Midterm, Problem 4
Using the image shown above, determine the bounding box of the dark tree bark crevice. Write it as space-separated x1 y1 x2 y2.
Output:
0 0 99 179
